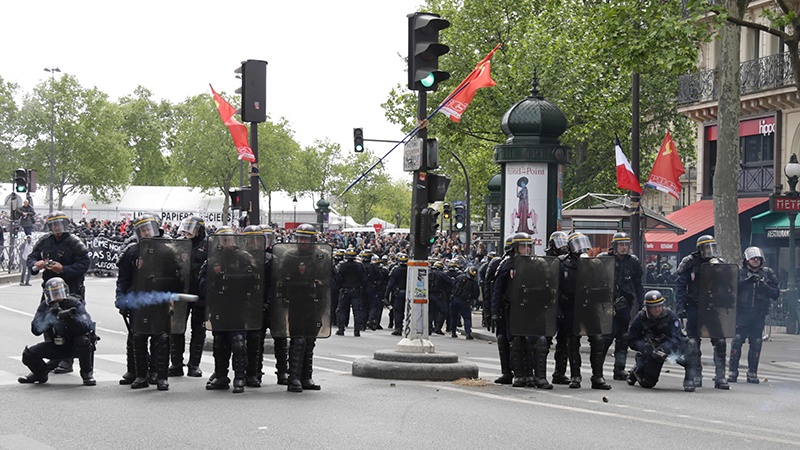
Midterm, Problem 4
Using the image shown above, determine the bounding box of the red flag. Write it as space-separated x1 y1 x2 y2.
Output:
210 84 255 163
439 43 502 122
81 203 89 215
615 137 642 194
646 132 686 200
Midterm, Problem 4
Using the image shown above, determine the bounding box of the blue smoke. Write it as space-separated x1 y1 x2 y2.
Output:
115 291 177 310
32 310 62 332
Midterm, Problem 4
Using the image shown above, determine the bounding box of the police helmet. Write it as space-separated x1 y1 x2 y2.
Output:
371 255 380 264
696 235 719 260
433 261 444 270
568 232 592 256
743 246 765 268
44 277 69 305
46 211 70 235
611 232 631 255
512 232 533 255
488 251 497 260
345 247 357 260
660 263 671 272
396 252 409 264
133 214 160 241
260 226 275 248
381 255 389 265
643 290 666 318
295 223 317 243
361 248 374 258
447 259 460 268
334 249 345 259
503 235 515 254
243 225 265 249
646 262 656 271
548 231 569 254
467 266 478 278
178 214 205 239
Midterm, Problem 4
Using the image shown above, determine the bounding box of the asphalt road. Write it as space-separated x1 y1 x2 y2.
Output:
2 277 800 449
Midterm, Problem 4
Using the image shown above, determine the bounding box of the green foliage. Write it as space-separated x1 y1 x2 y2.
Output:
118 86 176 186
383 0 705 221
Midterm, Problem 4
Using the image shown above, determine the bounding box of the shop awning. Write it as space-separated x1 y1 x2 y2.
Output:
751 210 800 235
644 197 769 252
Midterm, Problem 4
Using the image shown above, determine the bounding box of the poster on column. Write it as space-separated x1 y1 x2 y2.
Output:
504 163 548 255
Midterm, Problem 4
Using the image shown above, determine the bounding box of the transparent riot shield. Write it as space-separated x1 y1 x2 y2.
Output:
132 238 191 335
574 256 614 336
697 263 737 338
509 255 560 337
205 234 265 331
271 243 332 338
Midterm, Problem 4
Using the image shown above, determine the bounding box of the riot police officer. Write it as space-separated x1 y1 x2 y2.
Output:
242 225 273 388
27 211 91 375
170 214 208 377
335 248 368 336
627 290 684 389
599 232 643 380
676 234 729 390
487 236 514 384
429 261 452 335
478 252 496 328
18 278 97 386
546 231 569 258
728 247 780 383
451 266 479 339
384 253 409 336
492 233 536 387
555 232 611 390
367 255 388 330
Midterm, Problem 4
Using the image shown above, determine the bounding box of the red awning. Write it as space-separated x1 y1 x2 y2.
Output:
644 197 768 252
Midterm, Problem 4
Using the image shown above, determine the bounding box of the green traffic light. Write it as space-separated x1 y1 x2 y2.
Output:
421 72 435 88
16 185 26 193
356 144 363 152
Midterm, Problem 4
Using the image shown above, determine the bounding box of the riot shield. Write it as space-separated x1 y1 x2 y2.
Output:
574 256 614 336
271 243 332 338
509 255 559 337
697 263 737 338
132 238 191 335
205 235 265 331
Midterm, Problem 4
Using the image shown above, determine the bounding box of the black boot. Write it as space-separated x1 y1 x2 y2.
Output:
76 337 96 387
205 373 230 390
533 337 553 389
168 333 185 376
301 338 320 391
232 334 247 394
494 335 513 385
746 337 762 384
132 335 150 389
511 338 527 387
120 332 136 385
728 335 742 383
186 328 205 377
274 337 289 386
54 359 74 374
613 349 628 380
552 337 569 385
712 338 729 390
246 330 264 387
155 334 170 391
568 336 582 388
206 334 231 390
287 338 305 393
19 347 48 384
589 336 611 390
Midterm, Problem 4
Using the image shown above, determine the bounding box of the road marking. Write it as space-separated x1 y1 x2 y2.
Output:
0 434 56 450
429 384 800 446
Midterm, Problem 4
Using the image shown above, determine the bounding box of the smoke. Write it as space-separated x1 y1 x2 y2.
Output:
32 309 61 331
115 292 198 310
116 291 176 310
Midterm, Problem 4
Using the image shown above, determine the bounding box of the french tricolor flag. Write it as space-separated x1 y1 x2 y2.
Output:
615 137 642 194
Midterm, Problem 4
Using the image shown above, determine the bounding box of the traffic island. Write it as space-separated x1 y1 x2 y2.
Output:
352 350 478 381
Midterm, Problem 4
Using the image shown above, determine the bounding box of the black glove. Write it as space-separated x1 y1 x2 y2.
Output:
640 342 654 356
57 307 77 321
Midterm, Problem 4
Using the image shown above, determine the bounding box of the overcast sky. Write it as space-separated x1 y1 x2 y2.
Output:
1 0 428 181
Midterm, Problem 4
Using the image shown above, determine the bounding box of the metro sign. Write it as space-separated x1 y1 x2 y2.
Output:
770 195 800 213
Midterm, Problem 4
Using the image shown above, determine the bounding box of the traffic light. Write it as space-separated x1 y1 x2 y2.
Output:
354 128 364 152
453 204 465 231
442 203 451 220
234 60 268 123
14 168 28 194
408 12 450 91
229 188 251 210
418 207 440 246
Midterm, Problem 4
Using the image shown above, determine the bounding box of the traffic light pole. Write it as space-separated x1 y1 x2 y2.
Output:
249 122 260 226
399 90 433 352
449 149 471 252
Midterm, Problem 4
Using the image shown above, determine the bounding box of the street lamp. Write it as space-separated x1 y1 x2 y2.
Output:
785 154 800 333
292 196 298 224
44 67 61 214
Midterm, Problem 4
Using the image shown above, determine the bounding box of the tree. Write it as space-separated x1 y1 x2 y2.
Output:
17 74 132 208
383 0 704 219
713 0 750 264
118 86 177 186
0 77 22 178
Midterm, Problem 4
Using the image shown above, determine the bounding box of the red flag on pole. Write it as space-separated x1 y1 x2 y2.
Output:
615 137 642 194
81 203 89 215
210 84 255 163
439 43 502 122
645 132 686 200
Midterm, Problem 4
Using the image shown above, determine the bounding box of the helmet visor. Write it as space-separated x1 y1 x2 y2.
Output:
178 219 200 238
134 220 159 240
743 247 765 262
45 283 68 304
699 241 719 259
551 234 568 250
569 235 592 255
48 217 68 234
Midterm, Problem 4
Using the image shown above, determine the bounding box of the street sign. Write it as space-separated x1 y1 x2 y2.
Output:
770 195 800 213
403 138 422 172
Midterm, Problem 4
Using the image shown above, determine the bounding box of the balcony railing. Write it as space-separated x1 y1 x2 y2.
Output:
678 52 794 104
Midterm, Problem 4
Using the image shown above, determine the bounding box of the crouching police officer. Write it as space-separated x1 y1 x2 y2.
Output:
19 278 97 386
627 290 684 390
